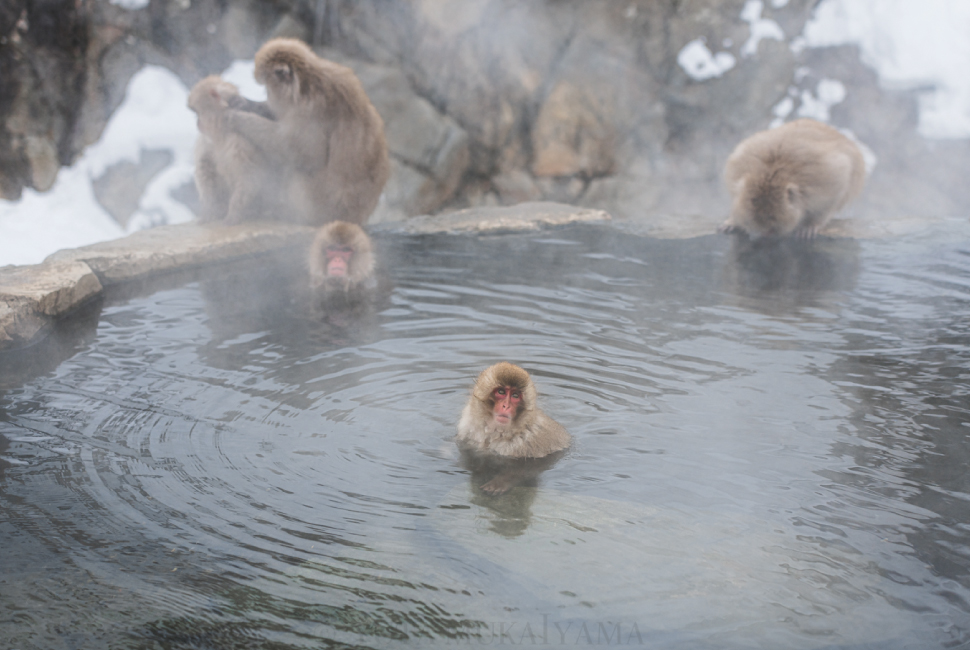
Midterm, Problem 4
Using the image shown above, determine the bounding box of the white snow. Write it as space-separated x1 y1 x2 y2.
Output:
110 0 150 9
678 38 737 81
805 0 970 138
740 0 785 58
796 78 848 122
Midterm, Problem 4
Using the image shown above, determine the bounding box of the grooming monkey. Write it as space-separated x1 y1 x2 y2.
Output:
308 221 375 294
721 119 867 238
457 362 570 459
188 75 277 223
225 38 390 226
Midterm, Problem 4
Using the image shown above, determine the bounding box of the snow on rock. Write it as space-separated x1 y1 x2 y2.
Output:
678 38 737 81
805 0 970 139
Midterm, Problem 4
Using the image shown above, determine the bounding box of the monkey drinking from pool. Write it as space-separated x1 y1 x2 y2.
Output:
721 118 867 238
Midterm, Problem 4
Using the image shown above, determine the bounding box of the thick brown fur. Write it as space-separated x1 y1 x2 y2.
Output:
225 38 390 226
722 119 867 238
456 362 570 459
308 220 375 293
188 76 275 223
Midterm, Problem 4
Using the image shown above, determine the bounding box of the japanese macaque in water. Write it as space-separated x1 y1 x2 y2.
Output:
187 76 277 223
457 362 570 460
225 38 390 226
721 119 867 238
308 221 375 293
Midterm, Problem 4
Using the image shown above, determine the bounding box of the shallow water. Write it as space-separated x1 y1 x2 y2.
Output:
2 223 970 649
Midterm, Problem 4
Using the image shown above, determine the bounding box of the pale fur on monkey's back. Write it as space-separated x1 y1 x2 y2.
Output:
723 118 867 237
456 362 570 459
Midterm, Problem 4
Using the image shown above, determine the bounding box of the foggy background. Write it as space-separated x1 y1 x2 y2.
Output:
0 0 968 266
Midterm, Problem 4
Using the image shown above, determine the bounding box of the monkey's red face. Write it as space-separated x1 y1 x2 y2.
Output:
325 246 353 277
492 386 522 425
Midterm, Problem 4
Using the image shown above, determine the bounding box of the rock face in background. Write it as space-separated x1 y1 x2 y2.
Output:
1 0 968 226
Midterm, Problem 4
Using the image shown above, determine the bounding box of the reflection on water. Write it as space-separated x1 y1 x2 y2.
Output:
2 223 970 649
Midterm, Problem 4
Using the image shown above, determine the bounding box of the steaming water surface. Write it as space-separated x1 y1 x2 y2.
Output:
2 224 970 649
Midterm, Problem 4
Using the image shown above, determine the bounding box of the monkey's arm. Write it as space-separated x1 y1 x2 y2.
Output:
226 96 275 121
224 110 290 165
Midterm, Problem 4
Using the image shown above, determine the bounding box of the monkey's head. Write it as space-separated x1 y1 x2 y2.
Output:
309 220 375 292
253 38 321 115
732 174 804 238
188 76 239 136
472 362 539 431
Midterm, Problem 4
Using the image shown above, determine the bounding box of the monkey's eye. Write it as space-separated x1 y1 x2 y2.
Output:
511 391 520 399
273 65 292 83
495 388 506 396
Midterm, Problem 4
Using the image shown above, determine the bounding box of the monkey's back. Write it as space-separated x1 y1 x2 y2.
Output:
724 119 866 235
296 58 390 225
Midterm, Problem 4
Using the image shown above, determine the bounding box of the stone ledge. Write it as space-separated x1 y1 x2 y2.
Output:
371 201 612 235
46 221 316 286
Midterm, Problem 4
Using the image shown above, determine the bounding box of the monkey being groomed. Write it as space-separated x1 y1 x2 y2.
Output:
188 76 279 224
224 38 390 226
456 362 570 494
721 118 867 238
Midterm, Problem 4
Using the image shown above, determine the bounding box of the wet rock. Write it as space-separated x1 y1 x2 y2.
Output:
0 260 102 350
0 260 102 317
0 298 48 349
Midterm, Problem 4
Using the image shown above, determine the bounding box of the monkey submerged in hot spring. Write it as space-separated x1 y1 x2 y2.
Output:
721 118 867 238
457 363 570 459
308 221 375 295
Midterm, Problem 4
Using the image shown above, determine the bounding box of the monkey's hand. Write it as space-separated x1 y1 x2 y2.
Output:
480 473 517 495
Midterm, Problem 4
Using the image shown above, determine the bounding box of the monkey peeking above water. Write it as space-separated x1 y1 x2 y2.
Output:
457 362 570 459
308 220 376 295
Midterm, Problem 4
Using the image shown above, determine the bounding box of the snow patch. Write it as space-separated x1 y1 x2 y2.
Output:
740 0 785 57
805 0 970 139
678 38 737 81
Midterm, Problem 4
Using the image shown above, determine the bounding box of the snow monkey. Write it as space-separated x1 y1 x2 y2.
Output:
187 75 277 223
225 38 390 226
457 363 571 460
308 220 375 294
721 118 867 238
